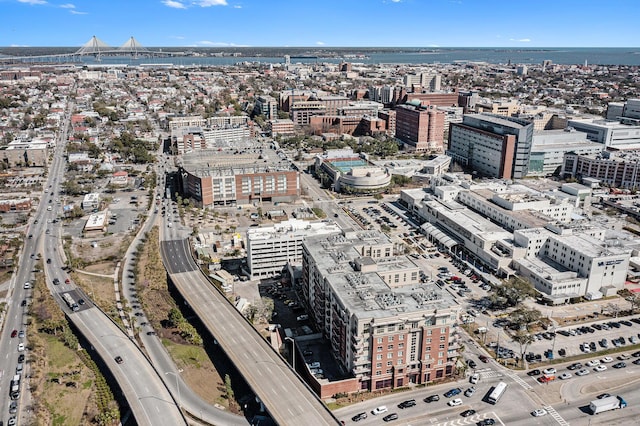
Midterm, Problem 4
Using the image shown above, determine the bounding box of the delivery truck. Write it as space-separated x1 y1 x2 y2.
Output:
590 395 627 414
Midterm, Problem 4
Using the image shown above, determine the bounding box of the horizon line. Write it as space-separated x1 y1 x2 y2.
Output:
2 45 640 49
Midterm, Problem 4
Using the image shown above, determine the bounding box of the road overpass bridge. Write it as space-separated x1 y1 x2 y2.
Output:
160 239 340 426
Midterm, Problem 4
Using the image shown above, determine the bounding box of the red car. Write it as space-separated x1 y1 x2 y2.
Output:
65 278 70 284
11 329 17 338
479 355 489 363
538 375 555 383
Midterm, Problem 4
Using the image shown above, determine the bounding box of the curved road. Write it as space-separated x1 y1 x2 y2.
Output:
161 237 341 425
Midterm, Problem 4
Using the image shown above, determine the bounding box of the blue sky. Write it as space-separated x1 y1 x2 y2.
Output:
1 0 639 47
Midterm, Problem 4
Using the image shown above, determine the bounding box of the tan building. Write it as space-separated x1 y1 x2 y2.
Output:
0 140 48 167
168 115 206 131
475 100 520 117
269 119 296 136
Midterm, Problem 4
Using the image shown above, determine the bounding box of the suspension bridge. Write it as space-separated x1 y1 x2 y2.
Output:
0 36 187 64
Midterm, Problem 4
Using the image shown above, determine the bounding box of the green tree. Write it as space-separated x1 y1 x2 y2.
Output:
167 308 184 327
512 331 535 368
493 277 536 308
508 307 542 331
224 374 235 402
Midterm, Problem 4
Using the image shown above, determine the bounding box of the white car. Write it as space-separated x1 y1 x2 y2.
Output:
558 372 572 380
586 359 600 367
371 406 388 415
448 398 463 407
601 356 614 363
543 367 557 375
594 365 607 372
532 409 547 417
576 369 590 376
17 343 24 352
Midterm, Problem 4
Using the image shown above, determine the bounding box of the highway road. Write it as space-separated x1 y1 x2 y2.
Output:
119 150 249 425
160 237 341 425
0 103 75 424
71 306 186 426
0 103 186 426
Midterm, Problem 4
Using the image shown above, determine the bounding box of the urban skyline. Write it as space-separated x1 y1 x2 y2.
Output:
2 0 640 48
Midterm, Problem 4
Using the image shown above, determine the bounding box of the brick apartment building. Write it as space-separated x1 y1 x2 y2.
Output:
299 231 459 393
395 102 445 152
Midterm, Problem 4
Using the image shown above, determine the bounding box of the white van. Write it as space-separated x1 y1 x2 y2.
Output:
47 206 52 211
470 373 480 384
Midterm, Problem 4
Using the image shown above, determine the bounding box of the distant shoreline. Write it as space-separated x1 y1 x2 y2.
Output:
2 47 640 66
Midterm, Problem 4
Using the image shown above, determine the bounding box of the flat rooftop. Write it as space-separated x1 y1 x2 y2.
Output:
305 231 456 321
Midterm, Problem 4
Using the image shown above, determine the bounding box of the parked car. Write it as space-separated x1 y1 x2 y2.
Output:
464 386 476 397
613 362 627 369
567 362 582 370
538 375 555 383
576 369 590 376
543 367 557 375
477 419 496 426
527 369 541 376
594 365 607 372
532 409 547 417
461 409 476 417
424 394 440 403
559 372 572 380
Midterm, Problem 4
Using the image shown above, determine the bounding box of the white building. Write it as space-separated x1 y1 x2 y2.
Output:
81 193 100 211
528 129 604 176
246 219 341 278
567 118 640 150
513 225 632 304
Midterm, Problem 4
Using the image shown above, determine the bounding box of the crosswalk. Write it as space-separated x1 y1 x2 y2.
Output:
431 411 504 426
476 367 503 380
544 405 570 426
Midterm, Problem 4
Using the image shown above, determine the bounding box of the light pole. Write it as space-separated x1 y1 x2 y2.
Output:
165 371 181 409
285 336 296 372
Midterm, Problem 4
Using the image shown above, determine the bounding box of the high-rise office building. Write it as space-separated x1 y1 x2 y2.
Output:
448 114 533 179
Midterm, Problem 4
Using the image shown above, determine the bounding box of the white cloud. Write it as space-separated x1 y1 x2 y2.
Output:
316 41 325 46
194 0 227 6
60 3 75 8
195 40 246 46
391 0 401 2
233 5 241 8
162 0 187 9
70 10 87 14
18 0 47 4
510 38 531 42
